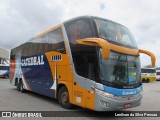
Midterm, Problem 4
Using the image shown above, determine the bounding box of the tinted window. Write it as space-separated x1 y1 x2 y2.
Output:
156 68 160 70
72 46 97 81
22 43 29 56
94 18 138 49
74 54 96 80
0 66 9 70
65 19 94 44
157 72 160 75
141 69 156 73
48 28 65 53
24 28 66 56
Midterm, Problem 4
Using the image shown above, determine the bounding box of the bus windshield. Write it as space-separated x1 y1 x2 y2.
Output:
94 18 138 49
100 50 141 88
141 68 156 73
157 72 160 75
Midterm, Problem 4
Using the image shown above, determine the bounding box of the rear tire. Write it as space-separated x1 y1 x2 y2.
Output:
146 78 150 83
16 80 20 91
19 80 26 93
58 86 72 109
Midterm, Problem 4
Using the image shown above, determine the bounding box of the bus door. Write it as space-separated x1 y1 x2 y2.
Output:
85 55 97 109
85 78 95 110
72 73 95 109
72 53 96 109
72 54 86 108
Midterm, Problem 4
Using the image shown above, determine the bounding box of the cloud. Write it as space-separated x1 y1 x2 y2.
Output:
99 3 106 10
0 0 160 67
0 0 63 49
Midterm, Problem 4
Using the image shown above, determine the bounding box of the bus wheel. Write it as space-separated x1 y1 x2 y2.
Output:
146 79 150 83
5 75 9 79
142 78 146 83
19 80 26 93
58 86 72 109
16 80 20 91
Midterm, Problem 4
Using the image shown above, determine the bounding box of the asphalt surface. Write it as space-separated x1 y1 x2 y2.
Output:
0 78 160 120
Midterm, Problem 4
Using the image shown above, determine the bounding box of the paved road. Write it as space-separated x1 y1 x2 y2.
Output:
0 78 160 120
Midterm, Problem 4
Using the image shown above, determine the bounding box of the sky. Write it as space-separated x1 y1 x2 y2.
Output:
0 0 160 67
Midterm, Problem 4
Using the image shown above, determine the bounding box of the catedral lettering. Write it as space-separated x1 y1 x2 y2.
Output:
21 55 44 66
10 16 156 111
122 91 136 96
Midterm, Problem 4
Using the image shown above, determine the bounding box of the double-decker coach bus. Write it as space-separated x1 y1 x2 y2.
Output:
141 68 156 83
156 68 160 81
10 16 156 111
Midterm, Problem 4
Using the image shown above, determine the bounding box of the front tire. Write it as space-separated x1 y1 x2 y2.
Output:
58 86 72 109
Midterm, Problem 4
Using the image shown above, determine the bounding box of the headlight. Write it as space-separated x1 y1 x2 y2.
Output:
95 88 114 97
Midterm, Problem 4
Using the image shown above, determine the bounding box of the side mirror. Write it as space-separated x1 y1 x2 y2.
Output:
139 49 156 67
76 38 110 59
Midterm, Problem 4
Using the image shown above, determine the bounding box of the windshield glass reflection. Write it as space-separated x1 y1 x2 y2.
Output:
95 18 138 49
100 50 141 86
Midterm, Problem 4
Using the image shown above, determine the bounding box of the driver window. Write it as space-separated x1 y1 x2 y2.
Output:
73 54 96 81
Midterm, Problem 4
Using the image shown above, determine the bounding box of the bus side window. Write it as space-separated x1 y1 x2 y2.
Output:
73 54 96 81
44 33 49 53
65 19 94 45
39 34 49 53
48 28 65 53
32 42 37 55
74 55 86 77
32 38 39 55
22 43 29 57
28 43 32 56
39 43 44 55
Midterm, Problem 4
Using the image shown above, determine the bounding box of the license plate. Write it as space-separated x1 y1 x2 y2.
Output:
124 103 132 108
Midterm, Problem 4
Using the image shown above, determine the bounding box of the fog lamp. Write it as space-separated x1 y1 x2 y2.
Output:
100 100 109 107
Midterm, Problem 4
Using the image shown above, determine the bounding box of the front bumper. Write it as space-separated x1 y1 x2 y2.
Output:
95 92 142 111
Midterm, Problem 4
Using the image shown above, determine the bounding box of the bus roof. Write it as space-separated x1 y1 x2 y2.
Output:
34 16 127 39
64 16 126 28
11 16 128 50
34 24 62 38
